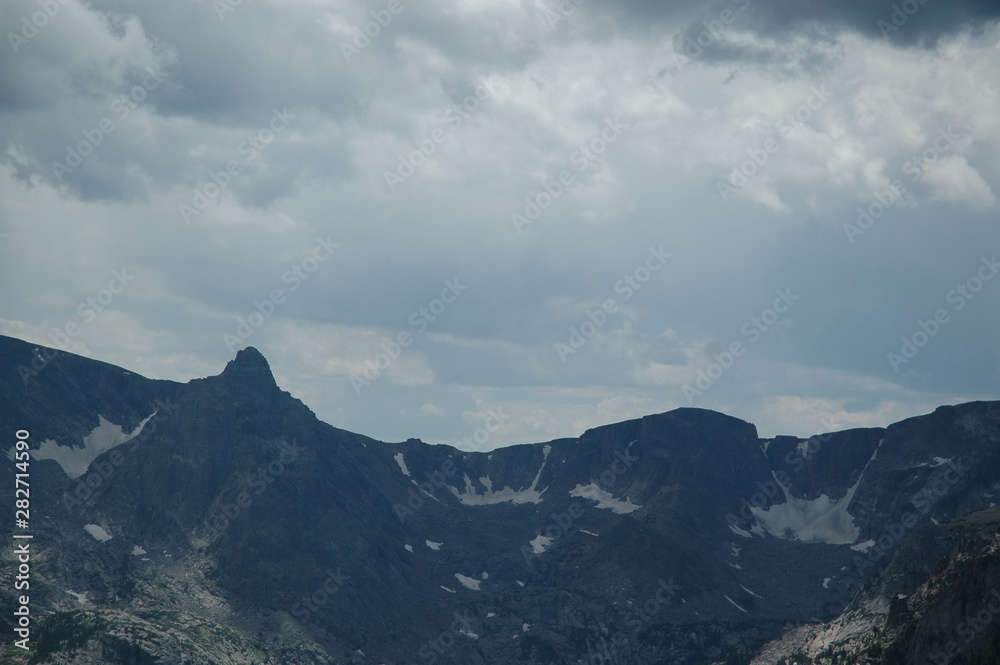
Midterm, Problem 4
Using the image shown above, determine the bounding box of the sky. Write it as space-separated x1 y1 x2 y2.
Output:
2 0 999 451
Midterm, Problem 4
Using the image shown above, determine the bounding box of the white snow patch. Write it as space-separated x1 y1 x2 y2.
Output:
522 623 530 632
731 547 741 556
393 453 411 477
729 563 742 570
751 442 882 546
723 595 748 613
730 523 753 538
930 456 952 467
440 586 456 593
460 628 479 640
131 545 146 556
851 539 876 553
482 572 489 579
529 534 554 554
448 446 550 506
569 483 641 514
487 612 496 618
822 577 831 589
66 590 89 606
516 580 525 587
740 584 762 598
84 524 112 542
404 544 413 553
426 540 442 550
455 573 481 591
25 413 155 478
579 530 599 537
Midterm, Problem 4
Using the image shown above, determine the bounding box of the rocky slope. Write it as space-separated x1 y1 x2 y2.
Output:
1 334 998 664
749 508 1000 665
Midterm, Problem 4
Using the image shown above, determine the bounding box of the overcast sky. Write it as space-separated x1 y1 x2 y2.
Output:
2 0 999 450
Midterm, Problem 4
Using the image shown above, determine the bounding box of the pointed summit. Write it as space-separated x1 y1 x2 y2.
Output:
220 346 279 391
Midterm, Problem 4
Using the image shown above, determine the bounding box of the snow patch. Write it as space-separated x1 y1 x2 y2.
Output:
730 523 753 538
822 577 831 589
393 453 410 477
440 586 456 593
404 544 413 553
723 594 748 613
740 584 762 598
66 590 89 606
26 413 155 479
516 580 525 587
579 529 599 537
569 483 641 514
426 540 442 550
448 446 550 505
84 524 112 542
455 573 481 591
487 612 496 618
522 623 530 632
851 539 876 553
529 534 554 554
131 545 146 556
751 442 882 546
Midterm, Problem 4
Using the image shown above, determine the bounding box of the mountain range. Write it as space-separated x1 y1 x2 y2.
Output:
1 333 998 665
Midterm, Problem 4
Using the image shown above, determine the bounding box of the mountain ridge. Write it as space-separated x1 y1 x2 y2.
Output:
1 334 998 665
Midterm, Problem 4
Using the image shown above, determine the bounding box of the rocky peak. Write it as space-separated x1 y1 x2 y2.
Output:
219 346 279 392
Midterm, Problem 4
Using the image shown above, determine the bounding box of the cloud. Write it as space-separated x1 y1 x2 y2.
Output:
1 0 998 449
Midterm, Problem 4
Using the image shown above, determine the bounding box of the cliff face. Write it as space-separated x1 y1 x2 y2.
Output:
2 334 999 665
749 510 1000 665
879 512 1000 665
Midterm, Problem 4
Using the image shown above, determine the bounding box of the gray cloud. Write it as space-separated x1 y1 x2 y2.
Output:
1 0 998 449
